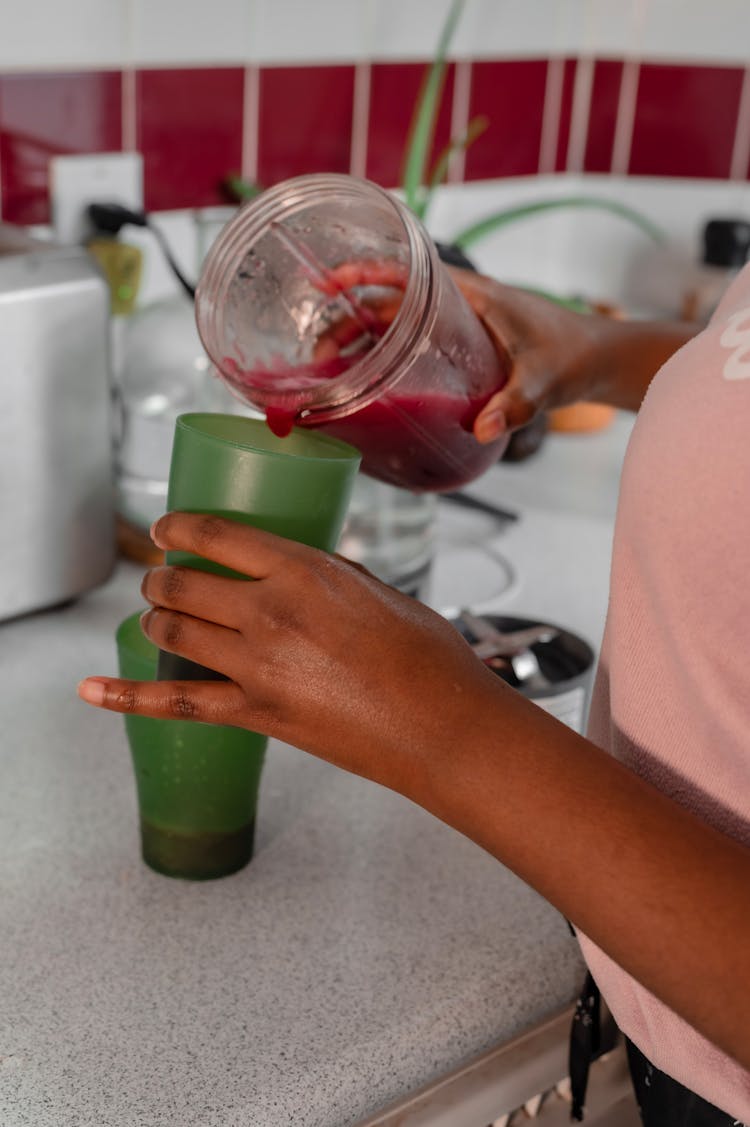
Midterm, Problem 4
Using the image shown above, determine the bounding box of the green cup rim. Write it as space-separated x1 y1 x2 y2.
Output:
175 413 361 464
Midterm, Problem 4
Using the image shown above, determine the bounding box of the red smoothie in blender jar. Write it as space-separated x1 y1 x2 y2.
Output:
196 174 510 492
222 286 509 490
312 388 505 491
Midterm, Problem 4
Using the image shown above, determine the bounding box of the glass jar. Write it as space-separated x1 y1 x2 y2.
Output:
195 174 509 492
338 476 437 599
115 296 238 531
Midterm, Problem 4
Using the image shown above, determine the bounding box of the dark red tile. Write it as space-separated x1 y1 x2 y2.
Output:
365 62 455 189
555 59 578 172
629 63 743 179
0 71 122 225
257 65 354 186
464 59 548 180
136 68 243 212
584 59 624 173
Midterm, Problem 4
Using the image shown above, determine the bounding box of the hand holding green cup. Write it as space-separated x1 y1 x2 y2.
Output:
157 413 361 681
122 412 360 880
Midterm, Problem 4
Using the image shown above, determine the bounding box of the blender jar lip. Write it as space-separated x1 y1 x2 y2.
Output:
195 173 439 422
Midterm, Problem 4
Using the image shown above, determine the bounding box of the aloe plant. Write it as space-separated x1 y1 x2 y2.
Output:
403 1 663 247
402 0 470 220
223 1 662 253
452 195 662 248
222 173 263 202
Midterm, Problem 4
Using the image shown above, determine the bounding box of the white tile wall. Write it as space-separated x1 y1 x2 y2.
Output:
127 0 253 66
575 0 641 58
426 177 576 294
2 0 749 71
249 0 370 64
633 0 750 64
0 0 126 70
452 0 585 60
366 0 458 62
410 175 750 314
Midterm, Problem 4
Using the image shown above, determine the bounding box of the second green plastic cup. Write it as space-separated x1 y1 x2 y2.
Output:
117 611 268 880
156 412 361 681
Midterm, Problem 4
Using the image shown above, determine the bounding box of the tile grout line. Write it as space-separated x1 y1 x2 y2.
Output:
610 0 645 177
539 57 565 174
242 64 260 185
121 0 137 154
610 58 639 175
121 67 137 153
448 58 472 184
566 56 594 174
729 64 750 180
349 61 371 180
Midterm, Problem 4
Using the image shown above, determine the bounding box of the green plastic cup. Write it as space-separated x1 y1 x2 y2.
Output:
117 610 268 880
126 414 359 878
157 412 361 681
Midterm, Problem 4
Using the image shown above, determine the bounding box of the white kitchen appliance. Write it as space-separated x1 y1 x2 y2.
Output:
0 224 116 621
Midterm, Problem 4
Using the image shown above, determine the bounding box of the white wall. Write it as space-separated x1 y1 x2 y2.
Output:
2 0 749 71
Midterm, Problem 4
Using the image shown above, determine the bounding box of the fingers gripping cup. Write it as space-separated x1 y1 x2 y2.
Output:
117 611 268 880
195 174 510 492
157 412 360 682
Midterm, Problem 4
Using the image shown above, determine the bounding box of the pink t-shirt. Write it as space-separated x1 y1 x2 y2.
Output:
579 264 750 1121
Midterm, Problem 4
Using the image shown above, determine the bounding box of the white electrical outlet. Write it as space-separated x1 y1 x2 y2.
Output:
50 152 144 245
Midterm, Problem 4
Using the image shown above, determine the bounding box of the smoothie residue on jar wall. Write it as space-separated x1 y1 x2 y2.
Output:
195 174 509 494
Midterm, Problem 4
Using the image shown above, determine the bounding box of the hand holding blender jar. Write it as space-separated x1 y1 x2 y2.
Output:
195 174 510 491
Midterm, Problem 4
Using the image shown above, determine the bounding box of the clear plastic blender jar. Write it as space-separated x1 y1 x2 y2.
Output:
195 174 509 492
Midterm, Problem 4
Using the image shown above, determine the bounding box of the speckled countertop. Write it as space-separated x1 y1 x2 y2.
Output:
0 417 632 1127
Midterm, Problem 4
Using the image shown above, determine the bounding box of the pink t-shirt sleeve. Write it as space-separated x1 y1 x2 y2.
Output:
579 264 750 1121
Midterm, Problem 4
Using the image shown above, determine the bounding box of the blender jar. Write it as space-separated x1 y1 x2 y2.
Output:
195 174 509 493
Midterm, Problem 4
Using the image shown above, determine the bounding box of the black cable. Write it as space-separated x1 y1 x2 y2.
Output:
142 216 196 300
86 202 197 301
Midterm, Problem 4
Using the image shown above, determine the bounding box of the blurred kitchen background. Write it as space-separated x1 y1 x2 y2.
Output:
3 0 750 312
4 0 750 607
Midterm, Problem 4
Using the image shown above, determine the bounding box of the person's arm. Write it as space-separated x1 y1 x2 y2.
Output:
427 676 750 1073
288 261 697 440
448 271 698 440
77 515 750 1071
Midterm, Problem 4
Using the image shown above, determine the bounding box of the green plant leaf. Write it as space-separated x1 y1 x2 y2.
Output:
223 173 263 202
425 115 489 202
402 0 465 217
451 196 665 249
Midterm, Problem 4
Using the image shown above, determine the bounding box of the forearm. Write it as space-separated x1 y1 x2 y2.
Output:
454 273 700 436
413 678 750 1068
577 315 698 411
78 512 750 1067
